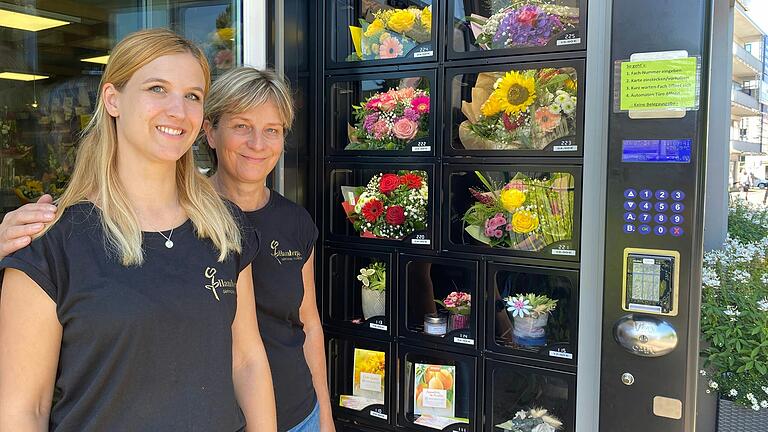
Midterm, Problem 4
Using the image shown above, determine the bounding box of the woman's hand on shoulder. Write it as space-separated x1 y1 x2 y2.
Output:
0 195 56 258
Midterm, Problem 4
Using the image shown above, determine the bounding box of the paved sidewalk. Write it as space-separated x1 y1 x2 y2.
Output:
729 188 768 207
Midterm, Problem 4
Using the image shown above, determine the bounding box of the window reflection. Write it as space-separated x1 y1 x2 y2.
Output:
0 1 240 214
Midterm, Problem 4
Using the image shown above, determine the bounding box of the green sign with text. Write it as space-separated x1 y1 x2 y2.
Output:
619 57 698 111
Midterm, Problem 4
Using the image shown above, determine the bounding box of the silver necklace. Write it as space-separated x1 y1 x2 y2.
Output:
158 228 174 249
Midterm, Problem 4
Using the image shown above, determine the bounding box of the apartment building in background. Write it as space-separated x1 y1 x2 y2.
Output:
731 0 768 184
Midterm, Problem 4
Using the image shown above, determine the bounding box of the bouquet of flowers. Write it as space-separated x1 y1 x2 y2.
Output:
436 291 472 316
341 170 428 240
462 171 574 251
350 6 432 61
346 86 430 150
496 408 563 431
14 176 43 203
468 0 579 49
459 68 577 150
504 293 558 319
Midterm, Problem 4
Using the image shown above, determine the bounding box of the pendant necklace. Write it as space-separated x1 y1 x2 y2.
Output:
158 228 174 249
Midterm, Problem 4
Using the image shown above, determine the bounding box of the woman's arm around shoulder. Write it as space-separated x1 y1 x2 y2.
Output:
0 268 62 431
299 249 336 432
232 263 277 432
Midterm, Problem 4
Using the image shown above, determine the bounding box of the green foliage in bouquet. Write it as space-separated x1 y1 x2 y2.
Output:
700 236 768 411
357 261 387 292
462 171 574 251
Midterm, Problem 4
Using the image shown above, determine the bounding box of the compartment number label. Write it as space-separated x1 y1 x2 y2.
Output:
454 337 475 345
551 249 577 256
370 411 388 420
549 350 574 360
557 36 582 46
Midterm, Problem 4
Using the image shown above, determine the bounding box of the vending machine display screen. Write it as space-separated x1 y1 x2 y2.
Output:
621 139 691 163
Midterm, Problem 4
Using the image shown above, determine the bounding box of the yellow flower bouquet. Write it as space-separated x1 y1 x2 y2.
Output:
350 6 432 61
462 171 574 251
458 67 577 151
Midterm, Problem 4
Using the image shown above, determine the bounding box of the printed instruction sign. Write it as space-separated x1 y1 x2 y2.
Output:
619 57 698 111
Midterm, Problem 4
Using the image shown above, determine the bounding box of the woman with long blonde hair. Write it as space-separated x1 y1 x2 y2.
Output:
0 29 276 431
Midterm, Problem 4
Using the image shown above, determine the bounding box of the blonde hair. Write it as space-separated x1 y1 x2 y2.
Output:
46 28 242 266
205 67 295 130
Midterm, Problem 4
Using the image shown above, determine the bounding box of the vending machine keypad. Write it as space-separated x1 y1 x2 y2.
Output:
622 188 686 237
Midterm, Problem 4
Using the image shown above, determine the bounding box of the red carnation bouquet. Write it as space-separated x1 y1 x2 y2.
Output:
341 170 428 240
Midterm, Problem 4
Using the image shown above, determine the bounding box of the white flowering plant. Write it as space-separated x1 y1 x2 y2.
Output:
700 235 768 411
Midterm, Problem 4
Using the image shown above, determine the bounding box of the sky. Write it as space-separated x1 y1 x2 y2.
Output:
744 0 768 34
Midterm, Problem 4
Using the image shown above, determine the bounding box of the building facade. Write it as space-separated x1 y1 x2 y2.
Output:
730 0 768 185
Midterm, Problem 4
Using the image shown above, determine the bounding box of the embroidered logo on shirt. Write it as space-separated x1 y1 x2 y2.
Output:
204 267 236 301
270 240 302 264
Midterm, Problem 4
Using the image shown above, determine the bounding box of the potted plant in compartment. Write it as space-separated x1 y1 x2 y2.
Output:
347 6 432 61
699 235 768 430
357 261 387 320
462 171 574 253
467 0 579 50
458 68 577 151
504 293 558 346
345 86 430 151
496 407 563 431
340 170 428 240
436 291 471 331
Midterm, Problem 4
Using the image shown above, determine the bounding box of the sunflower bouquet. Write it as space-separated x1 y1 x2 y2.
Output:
467 0 579 50
349 6 432 61
346 86 430 151
459 68 577 151
462 171 574 251
341 170 428 240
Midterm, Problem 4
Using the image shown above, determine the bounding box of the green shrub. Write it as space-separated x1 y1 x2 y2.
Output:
727 200 768 243
700 237 768 410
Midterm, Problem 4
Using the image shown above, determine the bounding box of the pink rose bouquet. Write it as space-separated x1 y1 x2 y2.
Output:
346 86 430 151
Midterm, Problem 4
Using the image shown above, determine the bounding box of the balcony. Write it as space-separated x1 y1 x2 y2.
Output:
732 43 762 77
732 88 761 116
730 139 762 154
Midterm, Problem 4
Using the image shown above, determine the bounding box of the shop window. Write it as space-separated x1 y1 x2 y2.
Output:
0 1 241 214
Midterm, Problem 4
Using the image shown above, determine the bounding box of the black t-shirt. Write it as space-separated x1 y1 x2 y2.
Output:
246 191 319 431
0 202 258 432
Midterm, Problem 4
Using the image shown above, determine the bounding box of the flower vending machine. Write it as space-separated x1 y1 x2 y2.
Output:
310 0 711 431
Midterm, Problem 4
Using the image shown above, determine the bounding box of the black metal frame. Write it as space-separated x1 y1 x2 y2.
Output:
325 0 441 70
441 162 583 262
397 254 483 354
397 343 480 432
324 161 439 250
442 58 586 158
446 0 589 61
325 68 440 157
323 246 396 340
485 262 580 370
483 357 577 432
327 331 395 428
